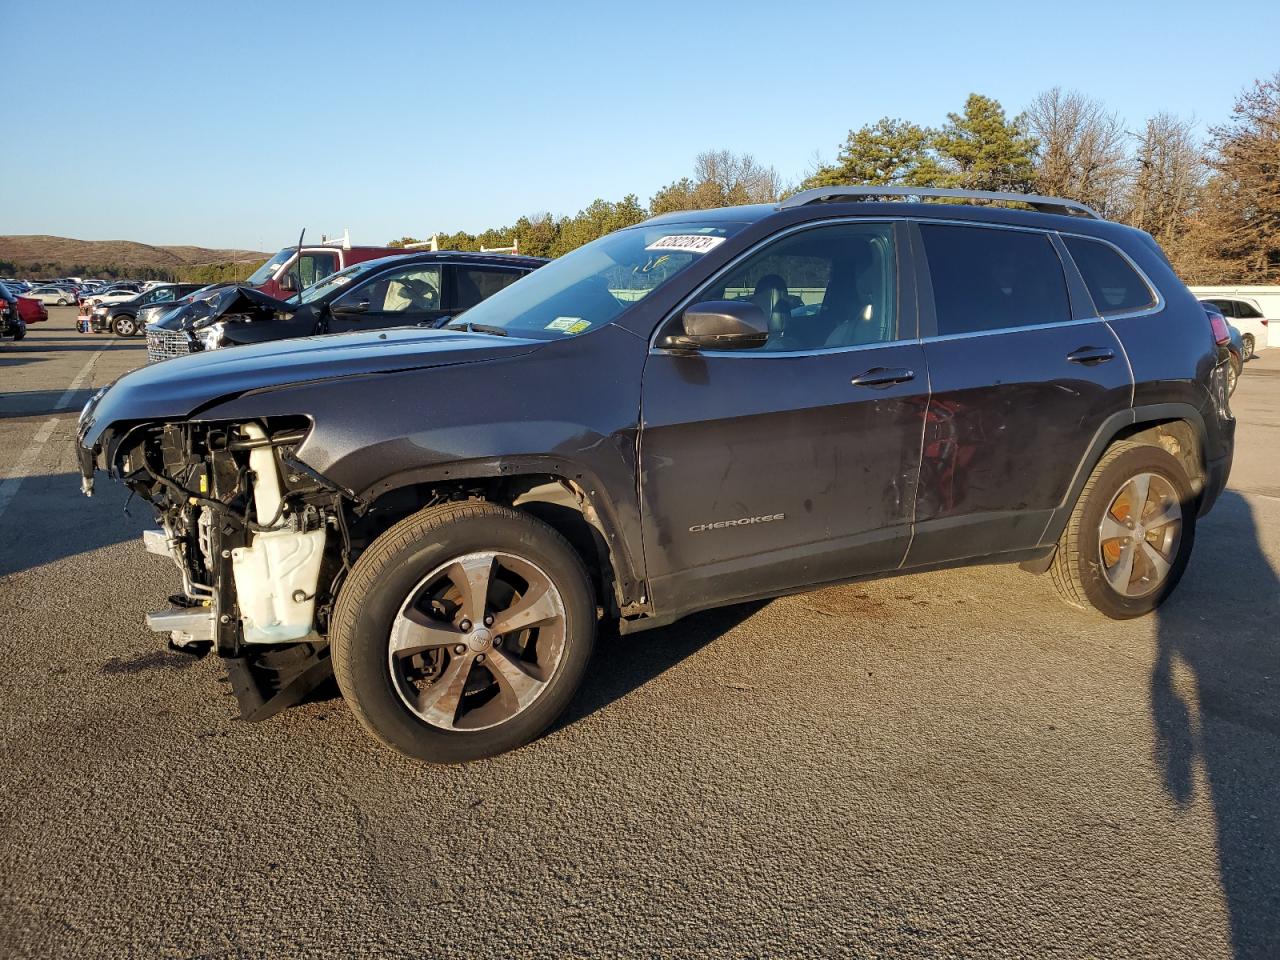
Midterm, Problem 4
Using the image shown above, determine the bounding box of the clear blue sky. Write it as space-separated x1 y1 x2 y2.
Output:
3 0 1277 251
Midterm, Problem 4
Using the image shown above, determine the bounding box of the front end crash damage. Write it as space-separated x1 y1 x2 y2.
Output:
84 416 355 720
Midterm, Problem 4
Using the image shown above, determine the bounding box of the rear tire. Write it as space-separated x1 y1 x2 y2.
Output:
56 298 68 306
1050 441 1196 619
1241 334 1255 360
1228 355 1241 395
331 501 596 763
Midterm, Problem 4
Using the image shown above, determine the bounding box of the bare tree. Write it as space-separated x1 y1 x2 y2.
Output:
1192 72 1280 282
650 150 781 213
1026 88 1128 215
1121 113 1206 267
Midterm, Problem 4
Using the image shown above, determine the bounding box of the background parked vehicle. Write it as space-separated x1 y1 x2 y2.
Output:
1189 285 1279 353
0 282 28 341
244 235 417 299
1199 296 1267 358
86 282 206 336
146 252 545 361
16 292 49 327
1202 301 1244 395
25 285 76 306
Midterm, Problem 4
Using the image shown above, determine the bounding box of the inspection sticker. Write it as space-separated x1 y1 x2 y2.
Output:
546 317 592 334
644 234 726 254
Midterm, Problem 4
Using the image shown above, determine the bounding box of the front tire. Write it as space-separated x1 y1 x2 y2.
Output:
331 501 596 763
112 315 137 337
56 298 68 306
1050 441 1196 619
1241 334 1255 360
12 319 25 341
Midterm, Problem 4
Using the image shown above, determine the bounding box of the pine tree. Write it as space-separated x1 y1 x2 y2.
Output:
800 118 934 189
930 94 1038 192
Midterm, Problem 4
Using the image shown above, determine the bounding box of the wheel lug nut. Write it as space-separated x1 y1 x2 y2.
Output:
454 644 466 655
459 619 472 632
484 615 494 627
493 637 502 647
475 653 485 663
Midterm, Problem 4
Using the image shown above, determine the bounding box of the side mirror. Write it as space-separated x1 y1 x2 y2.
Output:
331 298 370 316
278 272 299 293
659 300 768 351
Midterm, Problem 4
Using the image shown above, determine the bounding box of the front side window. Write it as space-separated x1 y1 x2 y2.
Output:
1063 236 1155 316
697 222 897 351
1207 299 1237 318
921 224 1070 336
453 267 525 311
336 264 443 314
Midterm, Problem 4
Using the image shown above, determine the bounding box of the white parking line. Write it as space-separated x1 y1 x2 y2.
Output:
0 346 110 524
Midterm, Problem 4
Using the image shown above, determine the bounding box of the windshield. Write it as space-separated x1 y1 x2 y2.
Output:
453 221 745 339
295 261 370 305
245 249 293 287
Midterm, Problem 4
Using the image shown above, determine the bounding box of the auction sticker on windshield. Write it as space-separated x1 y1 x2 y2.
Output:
644 235 726 254
546 317 591 334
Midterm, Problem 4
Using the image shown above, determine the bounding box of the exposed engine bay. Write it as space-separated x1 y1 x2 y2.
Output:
101 418 353 719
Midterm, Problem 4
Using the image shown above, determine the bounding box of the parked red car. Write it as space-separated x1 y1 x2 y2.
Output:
0 282 33 340
17 295 49 325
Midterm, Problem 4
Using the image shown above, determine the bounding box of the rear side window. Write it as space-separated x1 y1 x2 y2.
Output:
1233 299 1263 319
1063 236 1155 315
920 224 1070 336
453 267 525 311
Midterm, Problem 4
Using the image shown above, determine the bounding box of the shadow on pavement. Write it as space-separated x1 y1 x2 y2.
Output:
0 472 145 578
0 388 96 420
556 600 769 730
1151 490 1280 958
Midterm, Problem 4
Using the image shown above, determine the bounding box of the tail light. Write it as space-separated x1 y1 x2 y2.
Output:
1206 309 1231 346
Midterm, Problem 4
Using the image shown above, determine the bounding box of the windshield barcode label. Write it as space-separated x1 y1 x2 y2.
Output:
645 235 726 254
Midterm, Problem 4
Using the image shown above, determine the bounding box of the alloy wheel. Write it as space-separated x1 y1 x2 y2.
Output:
387 551 567 731
1097 472 1182 598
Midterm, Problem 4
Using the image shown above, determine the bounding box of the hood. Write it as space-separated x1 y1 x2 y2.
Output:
148 284 290 332
79 326 542 448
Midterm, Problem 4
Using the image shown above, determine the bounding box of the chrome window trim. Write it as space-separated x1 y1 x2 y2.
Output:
919 315 1108 345
648 216 909 357
1057 230 1165 321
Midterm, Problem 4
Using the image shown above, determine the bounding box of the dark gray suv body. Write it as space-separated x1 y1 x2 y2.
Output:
78 187 1235 763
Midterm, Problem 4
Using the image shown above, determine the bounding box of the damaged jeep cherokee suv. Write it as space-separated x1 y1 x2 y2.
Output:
78 187 1234 764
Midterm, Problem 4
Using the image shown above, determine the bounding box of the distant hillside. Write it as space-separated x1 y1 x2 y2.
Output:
0 234 269 282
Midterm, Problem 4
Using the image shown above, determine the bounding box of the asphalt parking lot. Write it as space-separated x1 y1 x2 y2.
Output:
2 307 1278 959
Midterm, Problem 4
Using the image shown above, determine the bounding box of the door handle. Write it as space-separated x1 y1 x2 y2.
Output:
850 367 915 387
1066 346 1115 365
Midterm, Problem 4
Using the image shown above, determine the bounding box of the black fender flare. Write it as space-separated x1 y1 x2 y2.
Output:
357 455 647 611
1038 402 1210 551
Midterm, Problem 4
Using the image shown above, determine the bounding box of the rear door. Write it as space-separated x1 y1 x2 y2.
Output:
448 264 527 316
905 221 1133 566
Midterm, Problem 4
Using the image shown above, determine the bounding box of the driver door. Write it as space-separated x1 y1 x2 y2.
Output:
639 220 928 615
327 263 446 333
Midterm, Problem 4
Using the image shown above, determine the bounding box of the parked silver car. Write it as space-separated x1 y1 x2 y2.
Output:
25 285 76 306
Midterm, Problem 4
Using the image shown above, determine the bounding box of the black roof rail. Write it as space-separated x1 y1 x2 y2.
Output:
779 185 1101 219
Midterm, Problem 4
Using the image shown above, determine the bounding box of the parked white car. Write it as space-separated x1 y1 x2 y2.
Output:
82 289 142 309
25 285 76 306
1188 285 1278 356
